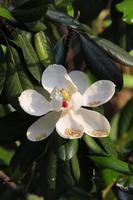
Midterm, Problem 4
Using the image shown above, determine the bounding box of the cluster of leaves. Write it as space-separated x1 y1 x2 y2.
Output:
0 0 133 199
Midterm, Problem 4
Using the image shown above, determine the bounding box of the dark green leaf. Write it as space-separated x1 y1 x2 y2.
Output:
98 137 118 158
10 139 46 180
71 154 80 182
54 135 78 161
90 35 133 67
39 144 57 200
46 7 82 29
0 62 6 95
80 34 123 90
10 32 42 82
90 155 131 175
0 6 12 20
83 135 106 155
118 97 133 135
12 5 47 23
26 21 47 32
0 147 14 165
0 112 36 144
5 47 33 107
53 37 66 64
12 0 51 8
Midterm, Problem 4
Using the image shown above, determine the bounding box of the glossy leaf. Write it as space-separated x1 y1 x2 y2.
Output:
80 34 123 90
0 6 12 20
46 7 82 29
90 35 133 67
54 135 78 161
118 97 133 135
83 135 106 155
34 31 54 68
5 47 33 107
116 0 133 24
53 37 66 64
11 32 42 82
71 154 80 182
90 155 131 175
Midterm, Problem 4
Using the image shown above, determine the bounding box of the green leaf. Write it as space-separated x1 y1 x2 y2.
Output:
12 0 50 8
98 137 118 158
46 7 82 29
90 155 131 175
124 74 133 88
0 62 6 95
5 47 33 106
0 6 12 20
10 139 46 180
11 32 42 82
26 21 47 32
116 0 133 24
12 5 47 23
0 112 36 144
118 97 133 135
39 144 57 200
80 34 123 90
53 37 66 64
0 147 14 165
54 135 78 161
70 154 80 182
34 31 54 68
89 35 133 67
28 194 44 200
83 135 106 155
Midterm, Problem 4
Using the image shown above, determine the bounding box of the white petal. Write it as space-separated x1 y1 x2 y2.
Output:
69 70 89 94
27 111 61 141
56 111 84 139
72 108 110 137
82 80 116 107
50 88 63 111
71 92 82 111
42 64 67 93
42 64 77 94
19 89 51 116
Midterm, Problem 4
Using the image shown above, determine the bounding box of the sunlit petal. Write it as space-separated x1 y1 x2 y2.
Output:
82 80 116 107
72 108 110 137
69 70 89 94
71 92 82 111
42 64 67 93
27 111 61 141
56 111 84 139
19 89 51 116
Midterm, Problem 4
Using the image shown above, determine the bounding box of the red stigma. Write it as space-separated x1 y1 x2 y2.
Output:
62 101 69 108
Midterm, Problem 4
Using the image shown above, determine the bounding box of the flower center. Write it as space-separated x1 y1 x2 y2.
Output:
60 89 71 108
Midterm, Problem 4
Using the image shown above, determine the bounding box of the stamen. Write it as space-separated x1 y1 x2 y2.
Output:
60 89 71 101
65 128 82 138
92 130 107 137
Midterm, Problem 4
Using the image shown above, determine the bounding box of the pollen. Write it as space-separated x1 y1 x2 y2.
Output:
60 89 71 101
92 130 107 137
65 128 82 138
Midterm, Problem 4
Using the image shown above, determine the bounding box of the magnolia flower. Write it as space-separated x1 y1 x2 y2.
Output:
19 64 115 141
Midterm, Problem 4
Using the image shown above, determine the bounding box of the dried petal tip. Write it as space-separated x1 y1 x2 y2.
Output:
92 130 108 137
65 128 83 138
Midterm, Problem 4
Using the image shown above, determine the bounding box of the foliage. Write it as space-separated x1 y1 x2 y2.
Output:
0 0 133 199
